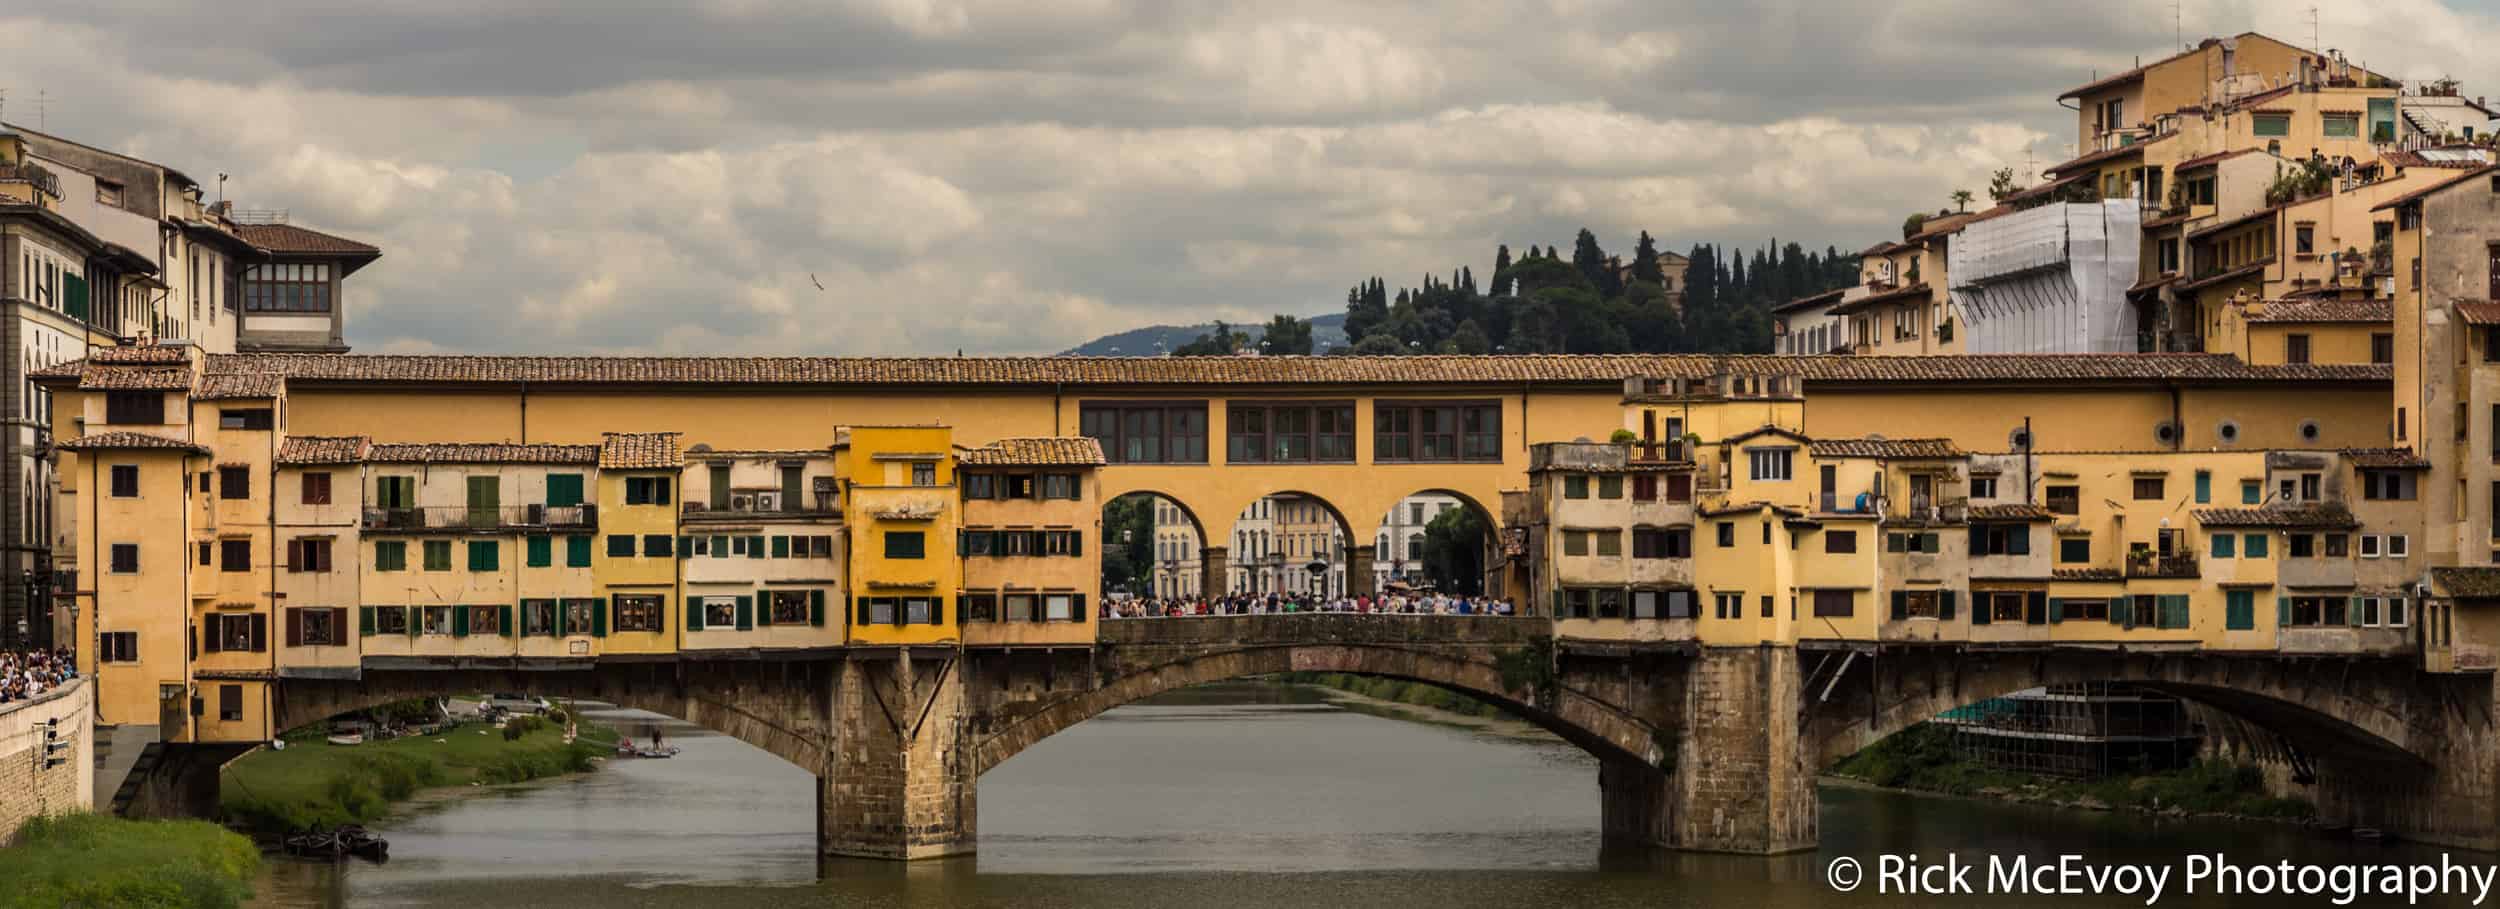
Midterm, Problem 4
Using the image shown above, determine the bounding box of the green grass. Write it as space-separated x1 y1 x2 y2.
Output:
221 711 619 836
0 813 259 909
1829 723 2314 820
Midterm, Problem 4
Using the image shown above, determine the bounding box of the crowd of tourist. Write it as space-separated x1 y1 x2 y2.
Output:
0 648 74 703
1106 592 1521 618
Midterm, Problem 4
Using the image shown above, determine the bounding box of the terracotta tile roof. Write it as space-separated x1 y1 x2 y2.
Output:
78 365 191 391
1699 501 1803 518
1808 438 1963 459
2127 275 2181 297
58 431 208 454
2192 504 2360 529
90 345 191 364
366 442 600 465
2455 302 2500 326
1773 287 1847 315
2342 448 2430 470
2373 163 2500 212
275 435 371 465
2382 147 2494 169
2140 211 2196 231
1969 503 2054 521
2432 566 2500 598
2185 206 2282 242
957 437 1107 467
194 372 283 400
601 432 683 469
2000 172 2092 207
2240 299 2391 324
684 447 837 460
2175 259 2273 293
1905 213 1978 244
2053 567 2124 582
2174 149 2258 172
2043 132 2171 178
234 223 380 256
1830 283 1932 315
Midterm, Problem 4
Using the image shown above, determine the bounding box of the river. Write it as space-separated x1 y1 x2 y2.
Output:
255 681 2469 908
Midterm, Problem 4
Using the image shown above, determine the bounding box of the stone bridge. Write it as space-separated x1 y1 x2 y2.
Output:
173 619 2500 857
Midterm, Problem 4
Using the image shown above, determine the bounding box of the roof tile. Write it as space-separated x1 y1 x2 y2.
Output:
366 442 600 465
1808 437 1964 459
275 435 370 465
234 223 380 256
2240 300 2392 324
58 431 208 454
957 437 1107 467
2192 503 2361 529
195 372 283 400
600 432 683 469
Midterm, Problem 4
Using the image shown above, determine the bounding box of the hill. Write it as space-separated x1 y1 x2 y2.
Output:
1062 313 1346 356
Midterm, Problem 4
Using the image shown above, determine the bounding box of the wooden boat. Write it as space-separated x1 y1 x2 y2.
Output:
281 825 389 862
325 732 364 746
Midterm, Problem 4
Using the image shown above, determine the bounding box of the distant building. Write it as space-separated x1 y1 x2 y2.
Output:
1373 492 1461 589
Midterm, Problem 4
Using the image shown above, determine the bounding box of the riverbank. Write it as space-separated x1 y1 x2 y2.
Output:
1271 673 1560 743
221 709 619 836
1825 723 2313 823
0 813 259 909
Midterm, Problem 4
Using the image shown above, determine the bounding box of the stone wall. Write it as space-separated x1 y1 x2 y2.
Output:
0 679 91 841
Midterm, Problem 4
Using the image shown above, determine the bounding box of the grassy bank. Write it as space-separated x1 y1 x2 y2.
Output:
1829 723 2314 820
222 711 618 836
1272 672 1507 719
0 813 259 909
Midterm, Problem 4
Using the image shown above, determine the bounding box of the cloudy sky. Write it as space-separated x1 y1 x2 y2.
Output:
6 0 2495 355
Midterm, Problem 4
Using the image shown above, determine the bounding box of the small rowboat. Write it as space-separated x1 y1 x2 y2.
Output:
325 733 364 746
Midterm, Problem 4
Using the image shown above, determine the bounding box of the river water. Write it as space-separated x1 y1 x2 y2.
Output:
256 682 2471 908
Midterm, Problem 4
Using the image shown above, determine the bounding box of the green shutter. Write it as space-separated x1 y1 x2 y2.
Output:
1073 593 1088 623
1890 590 1907 620
736 595 754 631
2162 595 2190 630
2024 591 2047 625
2245 533 2268 559
2350 595 2365 627
678 536 694 560
772 536 790 558
809 590 826 627
2122 598 2137 630
62 273 89 321
404 606 419 637
527 536 552 567
592 598 609 637
756 593 774 626
688 598 706 632
469 540 498 572
711 535 730 559
2278 595 2291 628
501 605 515 637
1070 533 1082 557
748 535 765 559
1938 590 1955 621
2194 471 2211 504
2047 598 2065 624
546 474 584 508
360 606 375 636
1970 591 1990 625
567 535 592 567
932 598 946 625
453 606 471 637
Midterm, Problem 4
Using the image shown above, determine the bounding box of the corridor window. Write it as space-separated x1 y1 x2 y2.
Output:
2062 598 2109 622
615 595 664 632
2287 596 2347 627
522 601 556 635
1747 448 1793 481
1374 401 1501 462
469 605 503 636
1982 591 2028 623
1081 402 1208 464
1227 402 1356 463
242 262 334 312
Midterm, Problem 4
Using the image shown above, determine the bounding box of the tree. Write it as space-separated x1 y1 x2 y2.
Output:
1450 319 1492 354
1570 228 1623 298
1173 320 1242 356
1630 231 1664 284
1261 314 1314 355
1098 495 1158 596
1950 189 1975 212
1419 506 1489 595
1986 167 2020 202
1351 333 1407 355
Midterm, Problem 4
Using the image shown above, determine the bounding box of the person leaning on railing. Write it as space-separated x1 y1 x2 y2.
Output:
0 647 75 703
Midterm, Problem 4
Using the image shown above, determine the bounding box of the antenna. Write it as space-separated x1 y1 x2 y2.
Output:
2309 4 2321 53
2173 0 2183 50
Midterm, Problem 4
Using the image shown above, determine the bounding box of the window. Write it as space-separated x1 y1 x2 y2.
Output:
615 594 665 632
2242 533 2269 559
911 462 937 486
643 534 672 557
424 540 453 571
2211 532 2236 558
370 606 409 636
103 392 164 424
2322 113 2359 138
375 476 416 510
2226 590 2256 630
2131 476 2165 500
2388 534 2409 557
1593 530 1621 557
216 466 249 500
2045 485 2080 515
1716 522 1736 548
2288 534 2315 558
468 540 500 571
1812 589 1853 618
2252 113 2290 137
1563 531 1588 556
566 535 592 567
964 474 996 499
218 685 243 722
2325 533 2349 557
1597 476 1624 500
2294 224 2317 256
1971 522 2030 556
1824 530 1857 554
241 262 334 313
109 465 139 498
1713 592 1743 620
624 476 673 505
1981 591 2028 623
2360 534 2381 558
109 543 140 573
1969 476 1997 499
1046 530 1082 556
1041 474 1080 500
2285 333 2311 365
769 590 812 625
301 472 332 505
217 408 275 431
526 535 552 567
2058 538 2090 563
220 539 251 572
99 631 138 662
1226 403 1357 463
886 531 926 559
1563 475 1589 499
1631 528 1690 559
2362 470 2417 501
1747 448 1793 481
1631 474 1660 501
2061 597 2109 622
287 538 333 573
1082 403 1208 464
2286 595 2348 628
2373 333 2395 365
1374 401 1502 462
374 541 407 572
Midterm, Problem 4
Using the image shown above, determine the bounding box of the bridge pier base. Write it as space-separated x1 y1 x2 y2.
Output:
1660 646 1816 854
819 651 976 860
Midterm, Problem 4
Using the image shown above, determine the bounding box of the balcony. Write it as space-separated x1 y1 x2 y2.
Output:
1627 440 1689 464
2125 550 2200 579
0 163 61 206
362 504 596 533
682 498 840 521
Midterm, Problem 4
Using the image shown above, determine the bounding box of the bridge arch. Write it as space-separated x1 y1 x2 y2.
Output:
1363 488 1502 597
970 617 1663 776
1223 489 1360 598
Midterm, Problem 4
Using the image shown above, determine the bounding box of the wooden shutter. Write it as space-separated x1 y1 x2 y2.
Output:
735 596 754 630
809 590 826 627
2349 595 2365 628
1070 532 1082 557
360 606 376 636
453 605 470 637
203 619 222 653
1937 590 1954 621
2024 591 2048 625
285 609 303 647
857 600 874 626
405 606 419 637
2278 595 2291 628
501 605 515 637
1889 590 1907 621
2163 595 2190 630
1072 593 1088 623
756 593 774 626
688 598 706 631
592 598 609 637
932 598 946 625
748 536 765 559
678 536 694 560
249 613 267 652
1970 591 1990 625
2047 598 2064 624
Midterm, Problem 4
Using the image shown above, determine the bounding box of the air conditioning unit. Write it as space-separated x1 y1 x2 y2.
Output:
731 493 755 511
755 491 782 512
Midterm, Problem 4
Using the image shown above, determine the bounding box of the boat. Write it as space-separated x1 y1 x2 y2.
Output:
280 825 389 862
325 732 364 746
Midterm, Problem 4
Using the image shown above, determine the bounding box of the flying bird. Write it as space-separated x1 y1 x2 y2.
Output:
810 273 825 291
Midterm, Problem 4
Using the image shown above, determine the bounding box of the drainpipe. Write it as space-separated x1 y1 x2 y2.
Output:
2168 383 2184 451
518 379 529 443
2023 416 2036 504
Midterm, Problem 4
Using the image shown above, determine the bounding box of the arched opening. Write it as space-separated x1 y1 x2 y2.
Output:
1100 491 1207 600
1366 489 1502 598
1222 491 1356 599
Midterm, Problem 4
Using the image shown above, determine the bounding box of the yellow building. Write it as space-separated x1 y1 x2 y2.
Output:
356 441 601 663
957 437 1103 645
592 432 683 655
841 426 958 647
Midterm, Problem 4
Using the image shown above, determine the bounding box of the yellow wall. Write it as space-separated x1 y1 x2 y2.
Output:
596 468 680 655
844 428 959 646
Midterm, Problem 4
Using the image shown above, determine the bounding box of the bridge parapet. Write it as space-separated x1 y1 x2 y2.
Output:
1098 614 1551 648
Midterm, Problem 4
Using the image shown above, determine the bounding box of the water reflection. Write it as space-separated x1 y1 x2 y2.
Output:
254 682 2444 908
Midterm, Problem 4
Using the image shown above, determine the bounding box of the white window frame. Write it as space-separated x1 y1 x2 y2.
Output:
1747 447 1794 482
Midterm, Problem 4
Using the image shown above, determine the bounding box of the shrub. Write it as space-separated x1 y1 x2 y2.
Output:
0 814 258 909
